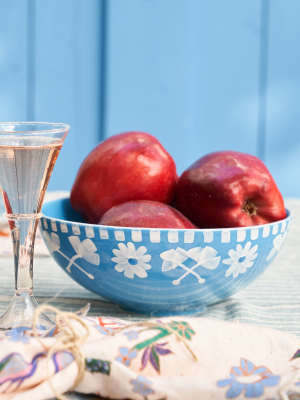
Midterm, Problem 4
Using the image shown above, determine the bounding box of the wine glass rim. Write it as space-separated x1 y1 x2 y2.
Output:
0 122 70 134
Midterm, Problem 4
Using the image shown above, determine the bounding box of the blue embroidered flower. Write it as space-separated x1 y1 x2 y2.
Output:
124 330 139 341
94 325 114 335
35 324 48 331
130 375 155 396
5 327 29 343
115 347 137 366
9 334 29 343
217 358 280 398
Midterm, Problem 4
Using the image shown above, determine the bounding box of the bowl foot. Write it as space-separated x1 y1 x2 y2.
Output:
0 292 54 337
120 305 206 317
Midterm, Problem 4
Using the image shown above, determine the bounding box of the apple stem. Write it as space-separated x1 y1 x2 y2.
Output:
243 200 257 216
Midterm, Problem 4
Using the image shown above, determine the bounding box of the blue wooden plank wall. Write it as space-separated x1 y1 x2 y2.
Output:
0 0 104 191
264 0 300 197
0 1 28 121
0 0 299 197
105 0 261 174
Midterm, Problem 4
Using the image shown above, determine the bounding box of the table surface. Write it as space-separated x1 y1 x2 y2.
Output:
1 199 299 399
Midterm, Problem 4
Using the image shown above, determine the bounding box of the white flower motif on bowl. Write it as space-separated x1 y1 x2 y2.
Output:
111 242 152 279
266 232 287 261
222 241 258 279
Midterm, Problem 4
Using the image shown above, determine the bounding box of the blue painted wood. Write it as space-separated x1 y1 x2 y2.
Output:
0 0 28 121
0 0 298 199
257 0 270 161
264 0 300 197
105 0 261 175
34 0 103 190
27 0 36 120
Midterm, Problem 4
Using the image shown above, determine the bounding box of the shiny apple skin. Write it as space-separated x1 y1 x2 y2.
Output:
99 200 196 229
177 151 286 228
70 132 178 223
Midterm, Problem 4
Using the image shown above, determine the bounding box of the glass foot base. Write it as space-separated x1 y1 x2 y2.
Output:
0 292 55 337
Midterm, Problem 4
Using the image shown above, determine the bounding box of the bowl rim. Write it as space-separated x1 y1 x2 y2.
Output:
41 196 293 233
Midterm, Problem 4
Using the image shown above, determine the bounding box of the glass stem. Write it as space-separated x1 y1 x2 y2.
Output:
10 217 38 295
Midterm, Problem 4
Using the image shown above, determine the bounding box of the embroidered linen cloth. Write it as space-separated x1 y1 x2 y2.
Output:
1 313 300 400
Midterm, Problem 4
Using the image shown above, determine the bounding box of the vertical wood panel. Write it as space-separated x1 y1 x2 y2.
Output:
27 0 36 121
34 0 103 190
256 0 270 161
265 0 300 197
0 0 28 121
186 0 261 172
105 0 261 175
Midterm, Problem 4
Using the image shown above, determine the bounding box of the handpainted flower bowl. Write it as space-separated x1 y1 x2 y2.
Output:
40 197 292 316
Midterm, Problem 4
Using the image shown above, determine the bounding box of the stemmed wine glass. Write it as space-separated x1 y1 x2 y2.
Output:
0 122 69 335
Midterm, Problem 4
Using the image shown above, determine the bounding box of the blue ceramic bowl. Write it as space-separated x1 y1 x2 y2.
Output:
40 197 292 316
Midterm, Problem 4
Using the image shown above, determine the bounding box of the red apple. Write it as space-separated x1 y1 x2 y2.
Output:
176 151 286 228
70 132 178 223
99 200 197 229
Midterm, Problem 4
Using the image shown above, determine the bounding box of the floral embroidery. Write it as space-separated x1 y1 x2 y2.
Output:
0 352 45 390
141 343 172 372
8 334 29 344
85 358 110 375
113 320 195 373
96 316 126 330
93 325 114 335
5 327 30 343
217 358 280 398
292 350 300 387
92 317 127 335
115 347 138 366
124 330 139 341
266 232 288 261
223 242 258 278
167 321 195 340
161 246 220 285
112 242 152 279
0 351 74 390
130 320 195 373
131 375 155 396
291 349 300 361
53 351 74 372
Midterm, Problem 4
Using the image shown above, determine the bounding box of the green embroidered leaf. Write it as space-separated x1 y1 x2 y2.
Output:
185 331 191 340
85 358 110 375
0 357 10 372
133 329 171 351
168 321 196 341
291 349 300 360
177 329 184 337
151 346 160 373
187 327 195 335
